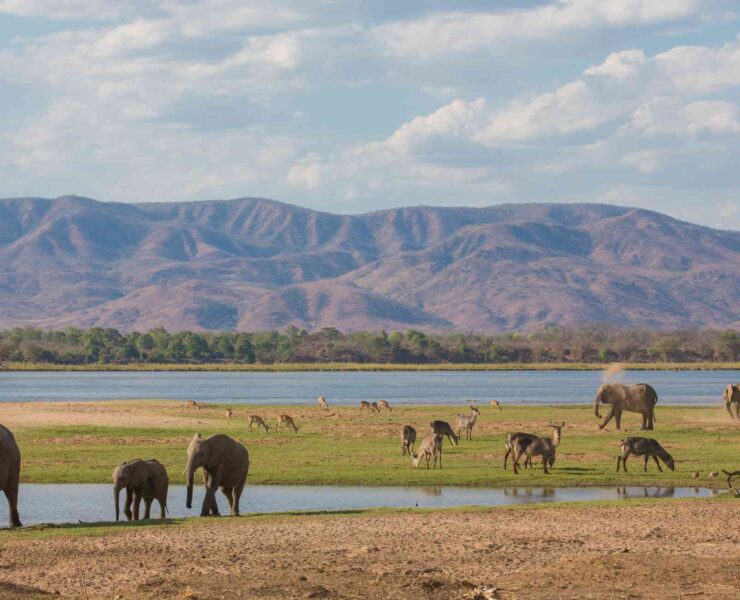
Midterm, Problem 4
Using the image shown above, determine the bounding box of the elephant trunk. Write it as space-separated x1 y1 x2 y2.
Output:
114 482 122 522
186 461 195 509
593 394 602 418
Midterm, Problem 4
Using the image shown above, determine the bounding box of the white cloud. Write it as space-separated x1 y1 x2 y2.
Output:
0 0 130 20
373 0 701 57
584 49 646 79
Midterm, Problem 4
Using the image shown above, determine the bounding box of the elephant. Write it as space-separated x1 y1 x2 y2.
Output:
723 384 740 420
0 424 21 528
113 459 169 521
186 433 249 517
593 383 658 430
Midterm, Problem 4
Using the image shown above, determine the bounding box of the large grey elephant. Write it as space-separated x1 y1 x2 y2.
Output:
723 384 740 420
186 433 249 517
593 383 658 430
0 424 21 528
113 459 169 521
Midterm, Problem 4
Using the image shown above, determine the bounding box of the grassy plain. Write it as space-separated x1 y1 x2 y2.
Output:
3 361 739 371
0 400 737 487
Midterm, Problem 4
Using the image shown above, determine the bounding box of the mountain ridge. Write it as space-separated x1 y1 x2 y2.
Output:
0 195 737 332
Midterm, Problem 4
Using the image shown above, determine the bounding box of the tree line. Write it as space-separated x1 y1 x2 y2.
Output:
0 325 737 365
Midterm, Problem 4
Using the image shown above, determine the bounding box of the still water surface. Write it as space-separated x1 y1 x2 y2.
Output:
0 484 721 527
0 370 736 405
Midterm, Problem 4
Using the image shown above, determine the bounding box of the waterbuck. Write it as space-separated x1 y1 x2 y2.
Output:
616 437 675 473
401 425 417 456
503 432 555 471
378 400 392 412
275 414 299 433
370 402 380 414
225 407 233 425
318 396 329 411
512 422 564 474
456 405 480 441
412 434 443 469
185 399 201 409
248 415 270 433
359 401 371 411
490 400 502 412
430 420 459 446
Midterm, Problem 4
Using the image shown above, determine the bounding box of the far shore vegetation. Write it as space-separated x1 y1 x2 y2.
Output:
0 325 738 370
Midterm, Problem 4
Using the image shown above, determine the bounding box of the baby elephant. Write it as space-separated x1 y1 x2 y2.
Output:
113 459 169 521
616 437 675 473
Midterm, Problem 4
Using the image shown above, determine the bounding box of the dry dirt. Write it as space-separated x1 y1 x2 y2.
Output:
0 500 738 599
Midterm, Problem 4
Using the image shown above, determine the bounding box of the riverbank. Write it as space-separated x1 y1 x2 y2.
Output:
3 361 739 371
1 401 737 487
1 499 737 598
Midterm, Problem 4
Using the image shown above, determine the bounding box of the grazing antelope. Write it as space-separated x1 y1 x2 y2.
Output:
456 405 480 441
225 407 233 425
616 437 675 473
512 422 564 475
430 420 459 446
359 401 371 411
401 425 417 456
248 415 270 432
708 471 719 480
412 434 443 469
722 470 740 488
503 432 554 471
691 471 700 479
370 402 380 414
378 400 392 412
185 400 201 409
490 400 502 412
276 414 299 433
318 396 329 411
723 384 740 420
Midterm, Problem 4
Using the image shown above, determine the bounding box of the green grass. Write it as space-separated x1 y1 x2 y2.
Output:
3 361 739 371
9 401 739 488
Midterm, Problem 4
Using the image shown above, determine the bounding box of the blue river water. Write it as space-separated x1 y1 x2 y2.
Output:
0 484 722 527
0 369 736 405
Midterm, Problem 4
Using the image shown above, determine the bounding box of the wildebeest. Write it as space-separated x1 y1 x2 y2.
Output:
616 437 675 473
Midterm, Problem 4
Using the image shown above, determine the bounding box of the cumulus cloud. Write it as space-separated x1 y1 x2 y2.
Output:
373 0 702 57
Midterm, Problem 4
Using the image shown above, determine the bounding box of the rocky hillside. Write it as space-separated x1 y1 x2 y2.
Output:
0 196 737 332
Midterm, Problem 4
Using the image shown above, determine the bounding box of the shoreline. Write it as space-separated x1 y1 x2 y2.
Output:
2 360 739 372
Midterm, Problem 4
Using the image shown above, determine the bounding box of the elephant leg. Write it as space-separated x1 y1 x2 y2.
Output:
614 409 622 431
144 498 153 519
4 486 21 528
734 403 740 420
124 488 134 521
232 480 246 517
159 497 166 519
133 493 142 520
220 486 234 515
648 410 654 430
599 406 616 430
653 456 663 472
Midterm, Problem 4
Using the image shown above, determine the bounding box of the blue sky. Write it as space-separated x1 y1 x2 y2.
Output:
1 1 739 229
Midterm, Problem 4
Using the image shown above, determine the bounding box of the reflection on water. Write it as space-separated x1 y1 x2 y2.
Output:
504 487 555 498
0 484 722 528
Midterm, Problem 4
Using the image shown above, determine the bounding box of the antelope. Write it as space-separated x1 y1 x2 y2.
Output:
318 396 329 411
503 432 554 471
401 425 417 456
370 402 380 414
185 400 201 409
708 471 719 480
276 414 299 433
616 437 675 473
412 434 443 469
430 420 459 446
248 415 270 432
512 422 564 474
456 405 480 441
359 401 371 411
691 472 700 479
490 400 502 412
225 407 233 425
378 400 392 412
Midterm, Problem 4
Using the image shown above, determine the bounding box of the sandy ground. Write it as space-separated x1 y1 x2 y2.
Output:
0 500 738 599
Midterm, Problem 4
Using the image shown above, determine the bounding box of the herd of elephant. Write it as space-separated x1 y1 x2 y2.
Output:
0 382 738 529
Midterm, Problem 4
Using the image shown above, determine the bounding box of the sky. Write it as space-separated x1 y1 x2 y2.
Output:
1 1 739 229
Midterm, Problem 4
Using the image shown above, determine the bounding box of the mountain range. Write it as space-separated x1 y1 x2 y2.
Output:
0 195 738 332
